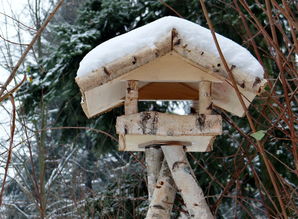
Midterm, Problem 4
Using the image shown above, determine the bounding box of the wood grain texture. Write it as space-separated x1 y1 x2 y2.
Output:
118 135 215 152
145 147 163 201
162 146 213 219
116 111 222 136
146 160 176 219
199 81 212 115
124 80 138 115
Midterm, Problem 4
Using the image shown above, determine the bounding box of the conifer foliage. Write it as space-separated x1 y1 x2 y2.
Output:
1 0 297 218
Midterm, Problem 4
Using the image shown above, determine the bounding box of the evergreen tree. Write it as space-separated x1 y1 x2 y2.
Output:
3 0 296 218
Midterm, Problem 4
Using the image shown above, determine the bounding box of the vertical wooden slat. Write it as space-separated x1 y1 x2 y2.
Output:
199 81 212 115
120 80 139 151
124 80 138 115
199 81 213 151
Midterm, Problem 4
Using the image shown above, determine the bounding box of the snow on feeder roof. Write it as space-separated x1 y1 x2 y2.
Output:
76 16 266 118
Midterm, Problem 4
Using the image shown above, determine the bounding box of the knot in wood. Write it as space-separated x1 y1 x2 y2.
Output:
172 161 187 171
152 205 166 211
196 114 206 131
139 112 159 135
132 56 137 65
253 77 261 87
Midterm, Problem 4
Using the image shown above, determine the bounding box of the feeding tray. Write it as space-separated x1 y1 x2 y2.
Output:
116 111 222 152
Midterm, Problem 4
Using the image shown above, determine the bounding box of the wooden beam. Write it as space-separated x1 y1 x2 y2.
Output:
116 112 222 136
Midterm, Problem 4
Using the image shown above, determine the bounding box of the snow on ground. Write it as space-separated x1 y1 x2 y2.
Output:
77 16 264 79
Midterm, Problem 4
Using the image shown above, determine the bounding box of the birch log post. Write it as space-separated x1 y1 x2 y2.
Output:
162 146 213 218
124 80 162 200
146 147 163 200
146 160 176 218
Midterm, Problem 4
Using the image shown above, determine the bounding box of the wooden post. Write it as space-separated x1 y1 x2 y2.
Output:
199 81 214 152
124 80 163 201
146 147 163 200
199 81 212 115
146 160 176 219
161 146 213 219
125 80 138 115
121 80 138 151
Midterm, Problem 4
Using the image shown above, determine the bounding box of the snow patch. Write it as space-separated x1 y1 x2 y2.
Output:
77 16 263 79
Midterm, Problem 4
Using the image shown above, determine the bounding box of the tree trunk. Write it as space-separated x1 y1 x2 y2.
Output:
146 160 176 219
162 145 213 219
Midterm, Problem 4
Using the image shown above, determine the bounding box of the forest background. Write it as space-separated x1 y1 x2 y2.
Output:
0 0 297 218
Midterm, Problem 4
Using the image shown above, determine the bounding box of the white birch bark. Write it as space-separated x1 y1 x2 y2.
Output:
124 80 138 115
199 81 212 115
162 145 213 219
146 160 176 219
123 80 163 203
116 112 222 136
145 147 163 200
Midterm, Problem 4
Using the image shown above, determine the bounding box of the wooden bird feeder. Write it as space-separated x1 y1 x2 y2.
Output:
76 17 266 218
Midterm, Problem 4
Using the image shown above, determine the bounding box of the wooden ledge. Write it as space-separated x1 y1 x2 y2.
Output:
116 111 221 152
116 111 222 136
139 140 192 148
118 135 215 152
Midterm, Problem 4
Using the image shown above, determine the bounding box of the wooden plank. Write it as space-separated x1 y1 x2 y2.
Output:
84 80 125 118
118 135 215 152
121 52 223 83
116 112 222 136
75 32 172 92
139 140 192 148
212 81 256 117
139 82 198 100
186 81 256 117
173 36 266 93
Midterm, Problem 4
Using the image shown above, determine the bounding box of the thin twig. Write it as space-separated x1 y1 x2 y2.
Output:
0 94 16 206
0 0 65 99
199 1 288 217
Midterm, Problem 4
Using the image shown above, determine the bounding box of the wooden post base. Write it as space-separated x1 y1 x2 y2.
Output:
145 147 163 201
146 144 213 219
146 160 176 219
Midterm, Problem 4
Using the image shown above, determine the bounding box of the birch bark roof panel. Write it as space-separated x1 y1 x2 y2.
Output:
75 16 267 118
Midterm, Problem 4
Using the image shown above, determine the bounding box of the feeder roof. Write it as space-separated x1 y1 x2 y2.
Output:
76 16 266 118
